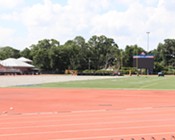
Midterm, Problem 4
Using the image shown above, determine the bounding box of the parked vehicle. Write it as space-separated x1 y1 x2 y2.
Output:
158 72 164 77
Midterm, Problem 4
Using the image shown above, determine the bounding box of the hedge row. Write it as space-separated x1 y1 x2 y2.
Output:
77 70 114 76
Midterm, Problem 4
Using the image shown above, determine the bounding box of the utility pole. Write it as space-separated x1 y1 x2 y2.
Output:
146 32 150 54
146 32 150 76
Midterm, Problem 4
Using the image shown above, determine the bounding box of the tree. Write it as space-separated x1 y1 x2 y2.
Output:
63 40 81 70
156 39 175 67
20 48 32 59
88 35 120 70
154 39 175 67
48 45 68 73
123 45 145 67
73 36 90 70
0 46 20 60
30 39 60 71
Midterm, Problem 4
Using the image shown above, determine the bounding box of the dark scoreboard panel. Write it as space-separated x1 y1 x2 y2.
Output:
133 55 154 69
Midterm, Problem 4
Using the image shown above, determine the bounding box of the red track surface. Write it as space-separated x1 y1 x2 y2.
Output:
0 88 175 140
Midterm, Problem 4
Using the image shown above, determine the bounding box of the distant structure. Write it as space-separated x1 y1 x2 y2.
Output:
0 57 40 75
17 57 33 64
133 53 154 74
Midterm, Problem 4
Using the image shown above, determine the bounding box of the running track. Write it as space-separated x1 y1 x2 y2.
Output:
1 88 175 140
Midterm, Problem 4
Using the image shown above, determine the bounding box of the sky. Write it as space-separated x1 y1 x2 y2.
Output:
0 0 175 51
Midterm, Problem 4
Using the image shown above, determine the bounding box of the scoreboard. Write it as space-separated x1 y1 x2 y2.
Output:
133 55 154 69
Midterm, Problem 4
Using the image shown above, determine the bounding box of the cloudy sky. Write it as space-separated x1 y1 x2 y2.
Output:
0 0 175 50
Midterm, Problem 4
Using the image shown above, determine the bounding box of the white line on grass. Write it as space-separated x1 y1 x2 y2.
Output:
137 77 167 89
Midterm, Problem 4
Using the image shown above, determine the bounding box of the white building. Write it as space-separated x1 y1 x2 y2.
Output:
0 57 39 75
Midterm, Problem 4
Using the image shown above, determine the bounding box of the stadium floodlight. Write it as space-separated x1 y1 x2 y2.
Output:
146 32 150 54
146 32 150 76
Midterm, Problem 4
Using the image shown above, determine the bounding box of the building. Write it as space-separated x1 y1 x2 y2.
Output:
0 57 39 75
17 57 33 64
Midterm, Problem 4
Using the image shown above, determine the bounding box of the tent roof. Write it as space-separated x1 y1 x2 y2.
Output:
0 58 34 68
17 57 32 63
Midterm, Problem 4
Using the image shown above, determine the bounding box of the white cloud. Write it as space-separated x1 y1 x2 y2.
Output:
1 0 175 50
21 1 54 26
0 27 15 46
0 0 23 9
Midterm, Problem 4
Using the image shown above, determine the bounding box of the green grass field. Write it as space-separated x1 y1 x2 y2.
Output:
31 75 175 90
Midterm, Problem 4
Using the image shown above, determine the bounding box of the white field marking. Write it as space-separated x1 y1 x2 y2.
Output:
23 112 59 115
71 109 106 113
50 131 175 140
1 117 175 130
0 106 174 122
0 110 105 120
1 125 175 137
138 82 158 89
137 77 166 89
125 107 153 111
0 107 175 124
0 105 174 119
0 110 174 125
120 77 159 86
0 111 71 119
1 105 172 120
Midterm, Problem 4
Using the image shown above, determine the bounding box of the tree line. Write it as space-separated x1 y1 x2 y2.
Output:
0 35 175 74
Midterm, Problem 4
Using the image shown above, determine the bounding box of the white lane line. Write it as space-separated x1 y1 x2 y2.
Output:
0 119 175 130
71 109 106 113
125 107 153 111
0 125 175 137
1 123 175 132
51 132 175 140
0 111 175 126
1 116 175 128
1 106 174 121
0 110 106 118
1 104 174 120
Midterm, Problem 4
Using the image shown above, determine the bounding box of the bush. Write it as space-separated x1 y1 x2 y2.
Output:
120 67 136 75
78 69 113 76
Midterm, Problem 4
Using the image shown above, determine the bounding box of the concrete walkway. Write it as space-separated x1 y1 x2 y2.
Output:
0 75 116 87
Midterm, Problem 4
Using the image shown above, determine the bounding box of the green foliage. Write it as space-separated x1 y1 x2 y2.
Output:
154 62 164 73
163 66 175 75
123 45 145 67
1 36 175 74
30 39 60 71
78 69 113 76
20 48 32 59
63 40 81 70
156 39 175 67
73 36 90 70
120 67 136 74
88 35 120 70
0 46 20 60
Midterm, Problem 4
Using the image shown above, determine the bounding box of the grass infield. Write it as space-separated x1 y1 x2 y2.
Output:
31 75 175 90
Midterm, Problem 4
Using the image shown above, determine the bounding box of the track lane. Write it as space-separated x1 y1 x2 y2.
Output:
1 88 175 140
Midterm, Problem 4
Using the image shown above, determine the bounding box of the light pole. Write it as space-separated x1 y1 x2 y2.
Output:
146 32 150 76
146 32 150 54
